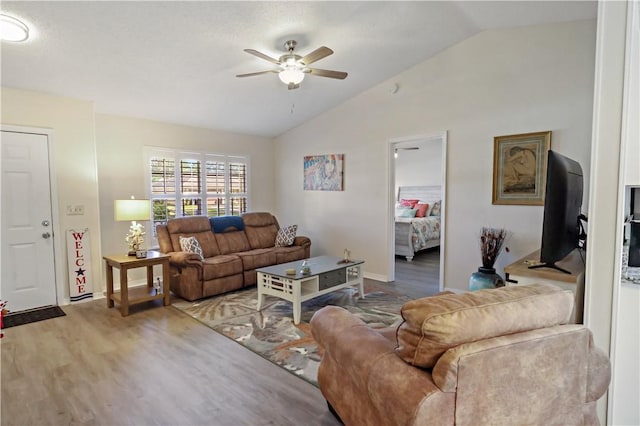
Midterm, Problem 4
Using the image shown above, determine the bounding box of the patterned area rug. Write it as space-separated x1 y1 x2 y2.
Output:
172 282 410 386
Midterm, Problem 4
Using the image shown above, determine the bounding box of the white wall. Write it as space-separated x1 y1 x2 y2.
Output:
1 88 102 302
395 139 442 192
0 90 276 297
95 114 275 286
273 20 596 290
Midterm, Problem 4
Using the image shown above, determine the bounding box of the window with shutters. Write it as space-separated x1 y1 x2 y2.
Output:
144 147 250 245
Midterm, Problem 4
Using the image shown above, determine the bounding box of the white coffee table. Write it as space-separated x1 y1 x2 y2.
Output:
256 255 365 324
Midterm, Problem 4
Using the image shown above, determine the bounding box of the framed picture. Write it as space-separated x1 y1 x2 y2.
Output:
303 154 344 191
492 131 551 205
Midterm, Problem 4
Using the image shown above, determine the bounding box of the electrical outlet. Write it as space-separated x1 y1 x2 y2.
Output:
66 205 85 215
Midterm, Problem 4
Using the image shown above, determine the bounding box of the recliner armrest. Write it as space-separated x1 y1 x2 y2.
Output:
293 235 311 248
164 251 203 280
586 335 611 403
311 306 453 426
164 251 203 267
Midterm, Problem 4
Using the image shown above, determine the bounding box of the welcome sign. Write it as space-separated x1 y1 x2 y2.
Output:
66 228 93 302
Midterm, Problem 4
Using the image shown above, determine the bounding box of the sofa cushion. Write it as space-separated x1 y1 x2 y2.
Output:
395 283 574 368
275 225 297 247
202 255 243 280
236 249 277 271
215 230 251 254
179 236 204 260
242 212 279 249
273 246 306 264
167 216 221 257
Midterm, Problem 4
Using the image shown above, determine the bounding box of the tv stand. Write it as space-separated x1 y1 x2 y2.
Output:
527 262 572 275
504 248 585 323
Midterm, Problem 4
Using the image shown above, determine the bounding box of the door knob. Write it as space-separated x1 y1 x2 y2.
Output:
42 220 50 226
42 232 51 239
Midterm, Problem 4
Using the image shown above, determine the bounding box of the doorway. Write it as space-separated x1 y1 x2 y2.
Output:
389 132 447 295
1 127 60 312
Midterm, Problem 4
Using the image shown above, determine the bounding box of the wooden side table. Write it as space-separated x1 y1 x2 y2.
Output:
103 251 171 316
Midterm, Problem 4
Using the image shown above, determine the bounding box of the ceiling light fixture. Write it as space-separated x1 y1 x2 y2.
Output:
0 14 29 42
278 66 305 85
277 42 306 88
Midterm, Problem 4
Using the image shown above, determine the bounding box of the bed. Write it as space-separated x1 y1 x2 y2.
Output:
395 185 442 261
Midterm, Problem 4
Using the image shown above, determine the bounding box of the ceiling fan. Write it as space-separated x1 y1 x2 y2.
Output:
237 40 348 90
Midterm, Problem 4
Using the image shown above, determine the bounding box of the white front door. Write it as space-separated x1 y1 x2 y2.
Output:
1 130 57 312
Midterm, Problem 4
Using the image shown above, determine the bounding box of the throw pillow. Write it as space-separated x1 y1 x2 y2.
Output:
415 203 429 218
397 208 417 218
179 235 204 260
399 199 419 208
395 207 409 218
275 225 297 247
430 200 441 216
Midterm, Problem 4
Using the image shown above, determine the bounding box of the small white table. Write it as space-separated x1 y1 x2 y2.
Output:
256 255 365 324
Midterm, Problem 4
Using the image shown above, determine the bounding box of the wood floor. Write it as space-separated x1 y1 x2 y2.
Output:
0 253 440 426
393 247 441 299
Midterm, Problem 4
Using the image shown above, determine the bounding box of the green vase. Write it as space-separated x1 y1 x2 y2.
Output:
469 267 505 291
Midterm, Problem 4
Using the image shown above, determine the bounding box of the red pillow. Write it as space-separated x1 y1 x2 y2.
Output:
399 199 419 208
415 203 429 217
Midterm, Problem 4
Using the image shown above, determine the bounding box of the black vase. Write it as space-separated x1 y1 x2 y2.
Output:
469 267 505 291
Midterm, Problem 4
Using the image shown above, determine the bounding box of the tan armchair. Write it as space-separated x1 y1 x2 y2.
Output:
311 283 610 425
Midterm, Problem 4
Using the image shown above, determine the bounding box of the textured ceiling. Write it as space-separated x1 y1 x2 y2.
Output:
1 1 596 137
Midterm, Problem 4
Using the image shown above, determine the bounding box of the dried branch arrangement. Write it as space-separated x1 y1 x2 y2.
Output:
480 227 508 268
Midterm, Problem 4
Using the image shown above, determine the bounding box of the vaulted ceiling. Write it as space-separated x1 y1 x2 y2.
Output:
1 1 596 137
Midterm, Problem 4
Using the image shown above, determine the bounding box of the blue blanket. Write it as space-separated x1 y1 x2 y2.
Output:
210 215 244 233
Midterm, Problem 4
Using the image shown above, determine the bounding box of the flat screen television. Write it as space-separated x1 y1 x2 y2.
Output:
529 150 584 274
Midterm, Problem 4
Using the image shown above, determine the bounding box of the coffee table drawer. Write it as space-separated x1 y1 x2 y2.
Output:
319 269 347 290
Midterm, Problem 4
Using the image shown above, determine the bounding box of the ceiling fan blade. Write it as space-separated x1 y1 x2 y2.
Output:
236 70 278 78
308 68 348 79
301 46 333 66
244 49 281 65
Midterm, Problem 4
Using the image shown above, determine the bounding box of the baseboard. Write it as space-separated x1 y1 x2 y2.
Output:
363 272 389 282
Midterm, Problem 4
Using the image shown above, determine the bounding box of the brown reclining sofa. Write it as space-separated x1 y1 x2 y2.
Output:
157 212 311 301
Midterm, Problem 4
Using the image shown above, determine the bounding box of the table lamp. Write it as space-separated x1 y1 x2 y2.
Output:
114 197 151 256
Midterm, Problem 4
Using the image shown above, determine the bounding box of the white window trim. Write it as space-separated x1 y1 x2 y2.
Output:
143 146 251 245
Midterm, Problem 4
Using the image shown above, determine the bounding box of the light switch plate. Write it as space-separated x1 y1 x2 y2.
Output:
66 205 84 215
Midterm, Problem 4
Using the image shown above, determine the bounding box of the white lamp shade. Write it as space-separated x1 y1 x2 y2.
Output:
114 199 151 221
278 68 305 85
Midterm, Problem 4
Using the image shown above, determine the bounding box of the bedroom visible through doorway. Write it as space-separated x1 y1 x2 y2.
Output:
389 132 446 297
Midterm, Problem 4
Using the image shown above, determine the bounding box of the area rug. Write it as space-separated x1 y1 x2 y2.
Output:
172 282 410 386
3 305 66 329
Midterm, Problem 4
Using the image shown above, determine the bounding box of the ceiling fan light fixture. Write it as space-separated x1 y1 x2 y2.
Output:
0 14 29 42
239 40 346 88
279 67 305 85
